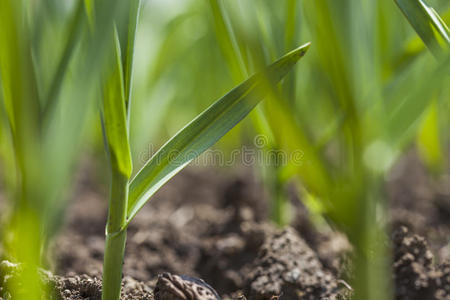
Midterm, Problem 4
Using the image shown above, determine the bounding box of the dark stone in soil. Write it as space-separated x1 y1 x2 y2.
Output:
154 272 220 300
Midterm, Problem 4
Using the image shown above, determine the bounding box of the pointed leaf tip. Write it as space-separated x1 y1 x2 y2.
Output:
126 43 311 222
292 42 311 57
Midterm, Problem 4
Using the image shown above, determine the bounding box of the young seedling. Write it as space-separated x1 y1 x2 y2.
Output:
99 2 310 299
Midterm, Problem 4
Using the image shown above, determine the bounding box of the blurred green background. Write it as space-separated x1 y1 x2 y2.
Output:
0 0 449 299
127 0 449 164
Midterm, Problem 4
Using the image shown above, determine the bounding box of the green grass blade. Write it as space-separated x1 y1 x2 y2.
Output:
387 53 450 147
101 29 132 178
123 0 141 120
395 0 449 57
40 0 125 238
209 0 247 81
42 0 85 118
263 94 332 197
126 43 310 222
283 0 298 102
0 1 43 299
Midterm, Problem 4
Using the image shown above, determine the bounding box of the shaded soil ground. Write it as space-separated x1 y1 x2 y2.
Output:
1 150 449 299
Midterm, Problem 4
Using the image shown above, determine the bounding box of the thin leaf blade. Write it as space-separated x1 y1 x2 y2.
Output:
43 0 85 118
122 0 141 112
387 53 450 147
126 43 310 222
101 29 132 177
395 0 450 57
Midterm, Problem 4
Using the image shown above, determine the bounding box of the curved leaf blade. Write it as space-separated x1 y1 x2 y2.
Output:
395 0 449 57
126 43 310 222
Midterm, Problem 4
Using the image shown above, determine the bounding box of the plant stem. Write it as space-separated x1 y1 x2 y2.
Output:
269 171 288 227
353 181 392 300
267 148 290 227
102 230 127 300
102 171 128 300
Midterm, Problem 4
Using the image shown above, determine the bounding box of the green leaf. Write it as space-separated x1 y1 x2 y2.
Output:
387 53 450 147
209 0 247 81
126 43 310 222
395 0 450 58
42 0 86 118
101 29 132 178
121 0 141 115
0 0 41 150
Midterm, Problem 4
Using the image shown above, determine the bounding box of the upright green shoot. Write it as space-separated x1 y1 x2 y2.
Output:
100 30 133 300
100 2 141 300
98 3 310 297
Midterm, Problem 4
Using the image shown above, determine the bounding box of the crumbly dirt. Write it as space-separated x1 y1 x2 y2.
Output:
387 151 450 263
243 227 346 299
0 261 152 300
0 150 449 299
55 275 153 300
392 226 449 300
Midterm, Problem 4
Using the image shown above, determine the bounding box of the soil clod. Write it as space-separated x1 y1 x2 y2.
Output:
244 227 343 300
392 226 450 300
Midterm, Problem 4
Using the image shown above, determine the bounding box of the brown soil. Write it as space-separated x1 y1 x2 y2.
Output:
387 151 450 263
1 150 449 299
392 226 449 300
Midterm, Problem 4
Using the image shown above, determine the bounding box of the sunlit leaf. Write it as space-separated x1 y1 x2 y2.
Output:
395 0 450 58
127 43 310 222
